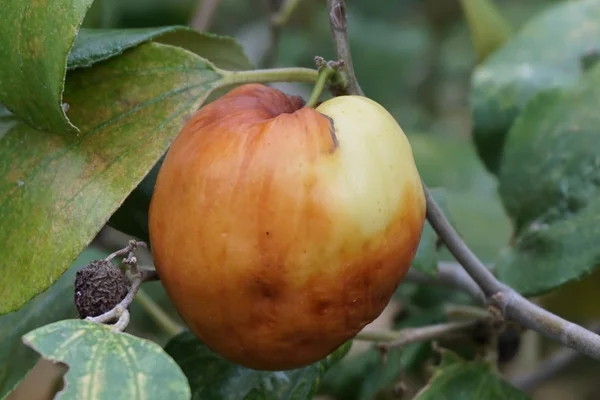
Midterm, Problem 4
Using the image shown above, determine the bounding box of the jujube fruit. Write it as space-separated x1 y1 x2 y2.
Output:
148 84 426 370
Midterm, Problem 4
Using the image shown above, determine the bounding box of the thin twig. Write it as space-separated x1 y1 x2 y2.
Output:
424 189 600 360
405 261 485 305
326 0 600 362
326 0 363 96
87 270 147 328
190 0 223 31
356 320 483 350
112 309 130 332
444 304 492 320
510 322 600 392
105 240 147 263
424 189 505 296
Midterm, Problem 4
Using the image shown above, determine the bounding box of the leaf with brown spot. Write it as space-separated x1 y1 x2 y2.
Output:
0 42 225 315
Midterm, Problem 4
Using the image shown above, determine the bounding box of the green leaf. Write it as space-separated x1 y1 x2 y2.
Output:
495 64 600 295
103 30 253 241
412 188 450 276
0 247 106 399
320 307 447 400
106 157 163 242
496 200 600 296
68 27 253 71
470 0 600 173
414 350 530 399
23 319 190 400
164 331 351 400
0 0 94 133
356 312 444 400
0 42 224 315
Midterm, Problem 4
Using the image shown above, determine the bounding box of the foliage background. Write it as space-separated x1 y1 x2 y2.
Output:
4 0 600 399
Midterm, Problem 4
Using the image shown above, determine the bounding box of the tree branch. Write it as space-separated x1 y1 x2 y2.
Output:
326 0 600 362
87 268 157 332
356 320 484 351
424 190 600 360
89 241 159 332
510 322 600 392
326 0 363 96
424 190 505 296
405 261 485 305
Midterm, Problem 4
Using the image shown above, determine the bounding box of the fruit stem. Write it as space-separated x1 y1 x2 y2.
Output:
305 60 337 108
219 67 318 87
134 288 185 338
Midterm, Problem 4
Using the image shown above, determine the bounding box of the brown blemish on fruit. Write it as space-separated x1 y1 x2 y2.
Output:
314 300 332 316
322 114 339 153
254 277 280 300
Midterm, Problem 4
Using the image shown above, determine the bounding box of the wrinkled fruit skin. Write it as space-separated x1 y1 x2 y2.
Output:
74 260 129 319
149 84 426 370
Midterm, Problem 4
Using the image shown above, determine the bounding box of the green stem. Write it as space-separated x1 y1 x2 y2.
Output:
135 288 184 338
306 65 335 108
219 67 318 87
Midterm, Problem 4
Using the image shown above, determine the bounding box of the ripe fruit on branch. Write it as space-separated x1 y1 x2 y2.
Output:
148 84 426 370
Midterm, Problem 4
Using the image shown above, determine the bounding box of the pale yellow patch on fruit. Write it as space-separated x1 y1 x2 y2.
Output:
315 95 423 239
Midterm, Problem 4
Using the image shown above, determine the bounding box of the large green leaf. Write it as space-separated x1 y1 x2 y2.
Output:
414 350 530 399
496 64 600 295
470 0 600 173
164 331 350 400
355 311 444 400
0 42 224 315
102 29 253 241
0 0 94 133
0 247 106 399
68 27 253 71
23 319 190 400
